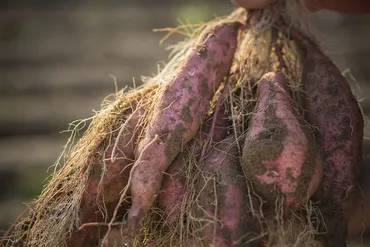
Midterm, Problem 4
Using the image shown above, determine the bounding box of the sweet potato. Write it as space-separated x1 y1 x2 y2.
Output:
66 108 144 247
196 135 261 247
241 72 323 212
158 106 231 224
202 105 233 143
280 25 364 246
158 152 187 224
347 155 370 238
127 20 242 232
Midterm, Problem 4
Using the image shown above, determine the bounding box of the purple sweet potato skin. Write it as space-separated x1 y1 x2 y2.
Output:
242 72 323 212
197 135 261 247
158 153 186 223
158 106 231 224
128 20 242 230
66 109 144 247
299 36 364 203
202 105 232 143
288 27 364 246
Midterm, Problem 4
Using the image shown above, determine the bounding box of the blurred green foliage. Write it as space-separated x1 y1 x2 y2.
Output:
17 166 49 199
176 4 214 24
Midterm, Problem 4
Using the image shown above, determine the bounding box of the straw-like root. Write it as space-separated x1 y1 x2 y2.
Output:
5 84 158 247
66 106 146 246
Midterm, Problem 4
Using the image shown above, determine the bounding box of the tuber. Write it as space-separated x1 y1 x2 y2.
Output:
66 108 144 246
158 105 231 225
127 19 242 232
281 24 364 247
241 71 323 212
196 135 261 247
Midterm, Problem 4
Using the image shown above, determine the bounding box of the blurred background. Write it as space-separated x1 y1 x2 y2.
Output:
0 0 369 245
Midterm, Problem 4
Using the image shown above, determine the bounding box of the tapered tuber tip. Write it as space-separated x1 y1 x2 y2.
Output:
127 207 144 235
257 71 287 97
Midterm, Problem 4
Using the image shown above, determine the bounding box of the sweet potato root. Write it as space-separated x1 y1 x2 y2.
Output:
196 135 261 247
158 105 231 225
280 25 364 246
158 152 186 224
66 108 144 247
202 105 233 143
127 19 242 232
241 72 323 212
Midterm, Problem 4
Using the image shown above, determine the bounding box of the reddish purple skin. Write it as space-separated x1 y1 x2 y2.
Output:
158 154 186 223
202 105 232 143
158 106 231 224
128 20 242 231
285 26 364 246
198 135 261 247
66 109 144 247
242 72 323 212
299 36 363 202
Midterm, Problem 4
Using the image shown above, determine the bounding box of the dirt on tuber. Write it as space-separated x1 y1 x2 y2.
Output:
280 24 364 247
241 71 323 213
127 19 243 233
196 134 262 247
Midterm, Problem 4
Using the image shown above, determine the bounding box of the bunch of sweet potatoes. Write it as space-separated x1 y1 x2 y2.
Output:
9 10 366 247
75 20 364 247
125 21 363 246
72 18 244 247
